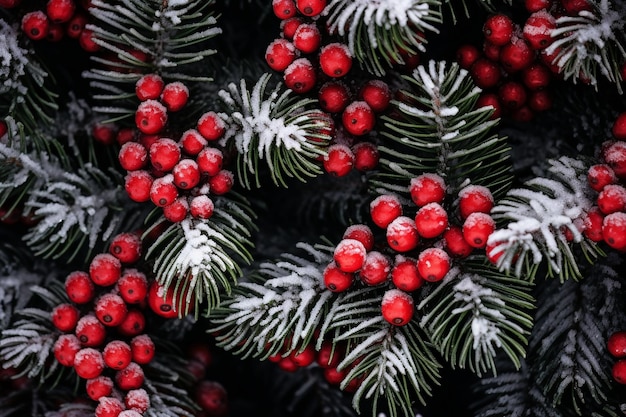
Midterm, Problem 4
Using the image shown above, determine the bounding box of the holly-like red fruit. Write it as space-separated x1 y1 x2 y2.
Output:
319 43 353 78
587 164 616 191
293 23 321 54
417 248 450 282
456 44 481 69
125 389 151 413
149 138 180 172
470 58 501 89
458 185 494 219
76 314 107 347
612 359 626 384
54 334 81 367
160 82 189 112
135 100 168 135
265 38 297 72
612 113 626 141
342 224 374 251
523 11 556 50
318 81 351 113
147 281 180 318
119 142 148 171
528 90 552 112
500 38 535 73
51 303 80 332
136 74 165 101
65 271 95 304
359 251 391 286
179 129 207 156
46 0 76 23
117 269 148 305
89 253 122 287
370 194 403 228
117 309 146 337
284 58 317 93
316 341 343 369
172 159 201 190
582 207 604 242
602 212 626 250
483 14 514 46
103 340 132 370
0 0 22 8
208 169 234 195
66 11 87 38
109 232 142 264
522 63 551 90
131 334 155 365
499 81 527 110
116 362 145 391
22 11 50 41
323 366 348 385
290 344 316 367
125 170 154 203
386 216 420 252
323 144 354 176
410 173 446 207
197 111 226 141
483 41 501 61
597 184 626 214
281 17 304 39
91 123 116 145
150 175 179 207
95 397 125 417
381 289 414 326
352 141 379 171
391 257 424 292
360 80 391 113
443 226 474 258
295 0 326 16
560 0 592 14
272 0 297 19
607 331 626 358
333 238 367 273
195 381 229 416
190 195 214 219
463 212 496 248
342 101 375 136
78 28 100 52
197 147 224 176
525 0 552 12
323 262 354 292
602 140 626 179
86 376 114 401
414 202 448 239
95 293 128 327
74 348 105 379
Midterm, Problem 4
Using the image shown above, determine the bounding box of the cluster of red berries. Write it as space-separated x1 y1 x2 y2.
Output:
607 331 626 384
120 73 232 223
325 173 497 326
183 343 228 417
456 0 567 121
51 231 185 417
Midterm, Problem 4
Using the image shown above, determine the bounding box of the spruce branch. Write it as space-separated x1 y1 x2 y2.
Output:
488 157 603 281
417 263 534 377
218 73 332 189
374 60 511 201
323 0 442 76
146 194 255 318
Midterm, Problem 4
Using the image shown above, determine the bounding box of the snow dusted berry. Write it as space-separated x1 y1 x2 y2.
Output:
125 170 153 202
417 247 450 282
343 224 374 251
125 388 151 413
147 281 180 318
462 212 496 248
323 144 354 176
608 331 626 358
150 175 178 207
500 38 534 73
76 315 106 347
161 81 189 112
197 111 226 141
103 340 132 370
386 216 420 252
443 225 474 258
602 212 626 250
130 334 155 365
603 141 626 179
109 232 142 264
323 262 354 292
296 0 326 16
197 147 224 176
613 359 626 384
135 74 164 101
359 251 391 286
359 80 391 113
583 207 604 242
483 14 514 46
208 170 234 195
150 138 180 172
89 253 122 287
284 58 317 93
470 58 501 89
179 129 207 156
74 348 105 379
118 309 146 337
333 238 367 273
54 334 81 367
281 17 303 39
523 11 556 50
587 164 617 192
352 141 380 171
116 362 145 391
342 101 375 136
370 194 403 228
65 271 95 304
273 0 297 19
172 159 201 190
391 257 424 292
190 195 214 219
119 142 148 171
86 376 114 401
117 269 148 304
46 0 76 23
381 289 414 326
597 184 626 214
95 293 128 327
51 303 80 332
319 81 351 113
458 185 494 219
22 11 50 41
319 43 352 78
95 397 125 417
522 63 551 90
293 23 321 54
410 174 446 207
265 38 298 72
414 202 448 239
135 100 168 135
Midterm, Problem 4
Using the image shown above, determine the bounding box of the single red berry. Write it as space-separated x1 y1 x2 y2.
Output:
103 340 132 370
46 23 65 42
483 14 514 46
89 253 122 287
343 224 374 251
323 262 354 292
582 207 604 242
273 0 297 19
86 376 114 401
587 164 616 192
117 269 148 304
135 100 168 135
130 334 155 365
359 251 391 286
483 41 501 61
528 90 552 112
284 58 317 93
511 105 535 122
125 170 154 203
147 281 180 318
386 216 420 252
470 58 501 88
352 142 379 171
290 344 316 367
417 247 450 282
485 240 508 266
323 144 354 176
46 0 76 23
463 212 496 248
409 173 446 207
333 238 367 273
194 381 229 416
602 212 626 250
74 348 105 379
319 81 351 113
522 63 551 90
119 142 148 171
293 23 321 54
281 17 304 39
296 0 326 16
319 43 353 78
125 388 151 413
135 74 165 101
150 175 179 207
612 359 626 384
65 271 95 304
0 0 22 8
95 293 128 327
323 366 348 385
500 38 535 73
523 11 556 50
172 159 201 190
359 80 391 113
476 93 502 119
51 303 80 332
381 289 414 326
197 111 226 141
541 46 563 74
208 170 234 195
458 185 494 219
612 113 626 141
525 0 552 12
160 82 189 112
190 195 214 219
95 397 124 417
560 0 592 15
22 11 50 41
150 138 180 172
316 341 343 368
456 44 481 69
265 38 298 72
78 28 100 52
602 140 626 179
342 101 375 136
499 81 527 110
179 129 207 156
197 147 224 176
597 184 626 214
370 194 403 228
54 334 81 367
65 11 87 38
116 362 145 391
117 309 146 337
91 123 117 145
109 232 142 264
391 256 424 292
415 202 449 239
608 331 626 358
443 226 474 258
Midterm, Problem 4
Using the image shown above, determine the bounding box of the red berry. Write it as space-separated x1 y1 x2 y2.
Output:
117 309 146 337
74 348 105 379
560 0 592 14
150 138 180 172
414 202 449 239
523 11 556 50
95 397 124 417
0 0 21 8
65 271 95 304
22 11 50 41
323 262 354 292
316 341 343 368
458 185 494 219
525 0 552 12
476 93 502 120
135 74 165 101
612 359 626 384
116 362 145 391
370 194 403 228
381 289 414 326
117 269 148 304
103 340 132 370
66 11 87 38
46 0 76 23
54 334 81 367
500 38 535 73
172 159 201 189
197 111 226 141
359 251 390 286
470 58 501 88
281 17 304 39
125 388 151 413
78 28 100 52
602 212 626 250
295 0 326 16
582 207 604 242
194 381 228 416
522 63 551 90
109 232 142 264
86 376 114 401
417 247 450 282
197 147 224 176
147 281 181 318
342 224 374 251
528 90 552 112
89 253 122 287
360 80 391 113
51 303 80 332
391 257 424 292
272 0 297 19
76 314 107 347
119 142 148 171
612 113 626 141
161 82 189 112
130 334 155 365
293 23 321 54
511 105 535 122
386 216 420 252
597 184 626 214
456 44 481 69
150 175 178 207
483 14 514 46
323 144 354 176
319 43 352 78
92 123 116 145
265 38 298 72
463 212 496 248
352 142 379 171
333 238 367 273
608 331 626 358
443 226 474 258
323 366 348 385
318 81 351 113
125 170 154 203
190 195 214 219
483 41 501 61
187 343 213 367
208 170 234 195
603 140 626 179
95 293 128 327
499 81 527 110
290 344 316 367
342 101 375 136
284 58 317 93
164 200 191 225
179 129 207 156
135 100 168 135
588 164 617 191
409 173 446 207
